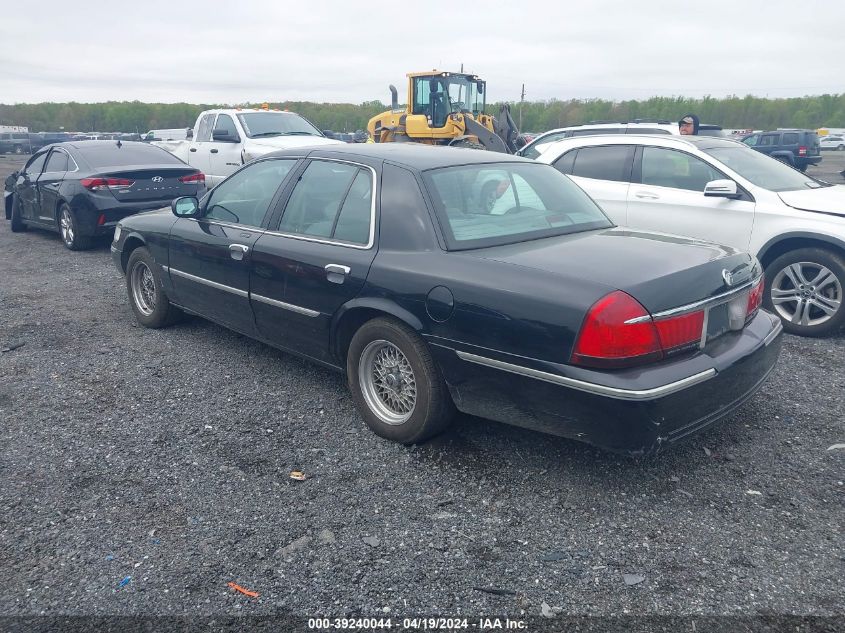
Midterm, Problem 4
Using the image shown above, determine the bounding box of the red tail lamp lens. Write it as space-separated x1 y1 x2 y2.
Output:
179 172 205 184
654 310 705 353
746 276 764 320
81 177 134 191
572 291 706 368
571 291 662 368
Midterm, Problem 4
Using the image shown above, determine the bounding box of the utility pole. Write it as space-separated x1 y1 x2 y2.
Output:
519 84 525 130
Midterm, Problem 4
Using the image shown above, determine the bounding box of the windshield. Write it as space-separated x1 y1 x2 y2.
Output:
236 112 322 139
423 162 612 250
702 146 828 191
445 76 485 115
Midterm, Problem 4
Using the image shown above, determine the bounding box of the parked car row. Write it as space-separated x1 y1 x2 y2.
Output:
0 131 149 154
8 125 845 455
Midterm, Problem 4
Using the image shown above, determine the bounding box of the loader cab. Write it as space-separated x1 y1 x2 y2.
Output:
410 72 486 129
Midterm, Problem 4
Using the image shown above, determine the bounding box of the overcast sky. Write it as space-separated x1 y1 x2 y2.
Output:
1 0 842 105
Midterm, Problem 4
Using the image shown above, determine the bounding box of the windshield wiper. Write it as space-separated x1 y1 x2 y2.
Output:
250 132 283 138
281 131 319 136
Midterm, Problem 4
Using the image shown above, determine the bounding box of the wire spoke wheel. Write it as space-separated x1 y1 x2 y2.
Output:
130 261 157 316
359 340 417 425
771 261 842 327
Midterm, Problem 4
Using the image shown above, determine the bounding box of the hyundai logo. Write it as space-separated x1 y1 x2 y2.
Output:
722 269 735 287
151 176 164 183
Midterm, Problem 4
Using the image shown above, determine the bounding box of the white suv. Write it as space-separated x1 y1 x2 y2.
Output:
535 134 845 336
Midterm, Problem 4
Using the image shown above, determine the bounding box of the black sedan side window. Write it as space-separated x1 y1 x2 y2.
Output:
204 159 296 228
277 160 374 245
24 152 48 176
44 150 68 172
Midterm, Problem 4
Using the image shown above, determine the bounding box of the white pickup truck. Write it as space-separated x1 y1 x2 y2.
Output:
154 108 343 187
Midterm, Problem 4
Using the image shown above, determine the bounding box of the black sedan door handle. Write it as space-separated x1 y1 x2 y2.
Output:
210 149 219 154
229 244 250 261
325 264 350 284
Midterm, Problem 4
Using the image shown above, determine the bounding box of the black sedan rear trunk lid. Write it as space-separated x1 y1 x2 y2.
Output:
96 164 201 202
465 227 759 315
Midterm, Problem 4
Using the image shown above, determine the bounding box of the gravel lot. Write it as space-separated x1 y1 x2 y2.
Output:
0 152 843 627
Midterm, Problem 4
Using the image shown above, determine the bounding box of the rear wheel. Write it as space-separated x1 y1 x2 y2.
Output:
764 248 845 337
58 203 92 250
126 247 183 328
347 317 454 444
13 145 22 155
10 196 27 232
837 145 845 151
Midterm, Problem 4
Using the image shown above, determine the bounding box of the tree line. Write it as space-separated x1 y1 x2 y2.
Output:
2 94 844 134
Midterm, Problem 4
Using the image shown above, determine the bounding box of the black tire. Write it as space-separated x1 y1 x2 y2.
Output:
57 203 93 250
763 247 845 337
13 145 22 155
798 164 808 173
450 139 485 150
125 246 183 328
837 145 845 151
10 195 27 232
347 317 455 444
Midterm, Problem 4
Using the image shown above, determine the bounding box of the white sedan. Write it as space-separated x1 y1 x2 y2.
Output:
534 134 845 336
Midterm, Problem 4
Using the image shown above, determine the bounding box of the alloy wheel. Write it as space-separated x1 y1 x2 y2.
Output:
60 208 74 246
770 261 842 327
358 340 417 425
130 261 157 316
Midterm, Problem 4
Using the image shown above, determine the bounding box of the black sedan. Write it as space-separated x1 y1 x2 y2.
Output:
4 141 205 250
111 144 783 454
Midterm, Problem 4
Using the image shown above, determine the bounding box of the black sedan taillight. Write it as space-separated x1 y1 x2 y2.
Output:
179 172 205 184
80 177 134 191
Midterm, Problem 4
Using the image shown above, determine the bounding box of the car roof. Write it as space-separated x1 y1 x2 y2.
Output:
535 133 745 157
264 143 532 170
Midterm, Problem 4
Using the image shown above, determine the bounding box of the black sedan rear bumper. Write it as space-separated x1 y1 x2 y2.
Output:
430 310 783 454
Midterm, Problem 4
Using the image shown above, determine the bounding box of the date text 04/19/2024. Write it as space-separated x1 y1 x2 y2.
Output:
307 617 527 630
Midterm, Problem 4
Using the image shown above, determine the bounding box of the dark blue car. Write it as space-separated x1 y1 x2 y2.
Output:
5 141 205 250
110 144 782 454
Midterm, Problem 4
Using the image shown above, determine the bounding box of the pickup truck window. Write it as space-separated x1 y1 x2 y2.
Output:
236 112 322 139
214 114 239 139
196 114 216 142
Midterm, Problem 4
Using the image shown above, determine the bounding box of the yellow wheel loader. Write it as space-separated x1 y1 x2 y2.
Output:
367 71 520 153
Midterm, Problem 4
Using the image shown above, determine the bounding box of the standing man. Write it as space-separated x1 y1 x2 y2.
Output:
679 113 700 135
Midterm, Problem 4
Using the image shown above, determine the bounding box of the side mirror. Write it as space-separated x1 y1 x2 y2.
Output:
172 196 200 217
704 179 741 199
212 129 239 143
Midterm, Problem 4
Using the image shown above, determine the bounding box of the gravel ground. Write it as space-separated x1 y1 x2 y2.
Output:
0 153 843 626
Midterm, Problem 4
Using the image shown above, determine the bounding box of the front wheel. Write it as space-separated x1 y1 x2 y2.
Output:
10 196 27 232
126 247 183 328
764 248 845 337
837 145 845 151
347 317 454 444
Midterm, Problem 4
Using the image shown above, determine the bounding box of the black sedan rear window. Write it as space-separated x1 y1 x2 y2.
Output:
76 143 184 168
422 162 612 250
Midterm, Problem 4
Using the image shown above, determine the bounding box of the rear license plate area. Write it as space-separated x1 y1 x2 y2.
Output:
706 302 730 342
